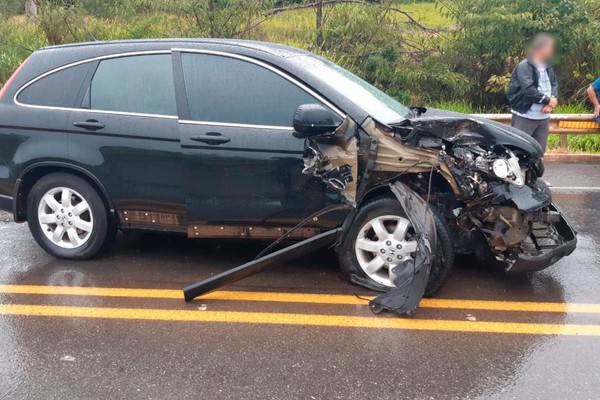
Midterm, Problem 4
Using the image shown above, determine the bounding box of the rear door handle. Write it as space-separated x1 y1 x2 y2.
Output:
190 132 230 145
73 120 105 131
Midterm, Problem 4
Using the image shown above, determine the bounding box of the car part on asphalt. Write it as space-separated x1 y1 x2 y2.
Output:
183 228 340 302
367 182 436 315
183 204 351 301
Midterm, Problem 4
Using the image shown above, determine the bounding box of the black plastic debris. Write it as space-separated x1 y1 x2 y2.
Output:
368 182 437 315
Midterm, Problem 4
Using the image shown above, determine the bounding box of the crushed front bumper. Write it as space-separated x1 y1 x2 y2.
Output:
505 204 577 274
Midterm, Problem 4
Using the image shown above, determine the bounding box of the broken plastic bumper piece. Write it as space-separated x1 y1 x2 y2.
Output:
506 205 577 274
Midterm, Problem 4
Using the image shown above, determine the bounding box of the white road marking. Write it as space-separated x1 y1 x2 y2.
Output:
551 187 600 191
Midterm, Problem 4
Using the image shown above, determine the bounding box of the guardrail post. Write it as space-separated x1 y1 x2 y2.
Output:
559 134 568 152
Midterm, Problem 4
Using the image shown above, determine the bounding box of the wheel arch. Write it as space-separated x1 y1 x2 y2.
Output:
336 184 397 250
337 174 453 248
13 162 115 223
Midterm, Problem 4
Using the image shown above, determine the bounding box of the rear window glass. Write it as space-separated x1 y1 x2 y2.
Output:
87 54 177 116
17 63 91 108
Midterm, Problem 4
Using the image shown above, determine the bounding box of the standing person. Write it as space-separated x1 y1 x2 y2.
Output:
507 33 558 154
586 78 600 122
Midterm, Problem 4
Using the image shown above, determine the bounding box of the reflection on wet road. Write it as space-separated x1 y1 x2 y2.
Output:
0 163 599 399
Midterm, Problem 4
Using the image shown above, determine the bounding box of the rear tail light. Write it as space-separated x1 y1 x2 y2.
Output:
0 56 30 102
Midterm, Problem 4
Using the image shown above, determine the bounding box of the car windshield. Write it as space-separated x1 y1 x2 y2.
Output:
307 58 411 124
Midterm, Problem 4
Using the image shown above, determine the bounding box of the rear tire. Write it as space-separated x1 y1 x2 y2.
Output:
338 197 454 297
26 173 115 260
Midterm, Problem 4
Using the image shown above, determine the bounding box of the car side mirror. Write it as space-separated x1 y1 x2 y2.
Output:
292 104 340 139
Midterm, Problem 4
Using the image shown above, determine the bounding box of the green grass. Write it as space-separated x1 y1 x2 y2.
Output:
548 135 600 153
431 100 475 113
0 16 46 83
399 2 451 28
262 9 315 47
553 104 590 114
262 1 451 47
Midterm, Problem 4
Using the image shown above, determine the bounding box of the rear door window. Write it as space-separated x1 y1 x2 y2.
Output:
17 63 91 108
86 54 177 116
181 53 323 127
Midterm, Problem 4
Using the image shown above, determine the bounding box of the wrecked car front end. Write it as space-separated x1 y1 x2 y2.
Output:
397 109 577 273
288 102 578 314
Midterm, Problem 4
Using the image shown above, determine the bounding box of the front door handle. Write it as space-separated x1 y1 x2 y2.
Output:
190 132 230 145
73 119 105 131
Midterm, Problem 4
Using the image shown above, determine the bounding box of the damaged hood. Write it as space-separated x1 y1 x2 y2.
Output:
408 108 543 158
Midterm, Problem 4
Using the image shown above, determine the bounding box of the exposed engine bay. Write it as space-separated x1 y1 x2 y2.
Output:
299 107 577 313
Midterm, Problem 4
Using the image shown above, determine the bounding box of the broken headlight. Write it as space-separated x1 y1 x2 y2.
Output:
476 150 524 187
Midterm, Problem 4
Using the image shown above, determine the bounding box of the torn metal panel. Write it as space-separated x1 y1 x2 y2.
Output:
119 210 183 227
362 117 440 173
406 108 542 158
300 116 358 205
361 117 462 197
368 182 437 315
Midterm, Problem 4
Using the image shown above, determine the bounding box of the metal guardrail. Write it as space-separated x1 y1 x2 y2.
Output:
474 113 600 151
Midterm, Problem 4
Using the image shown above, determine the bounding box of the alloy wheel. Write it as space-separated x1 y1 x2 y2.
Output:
37 187 94 249
354 215 418 287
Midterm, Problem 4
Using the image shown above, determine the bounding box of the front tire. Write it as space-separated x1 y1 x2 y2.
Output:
338 197 454 297
27 173 115 260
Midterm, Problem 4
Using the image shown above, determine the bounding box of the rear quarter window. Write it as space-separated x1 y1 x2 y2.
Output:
17 63 91 108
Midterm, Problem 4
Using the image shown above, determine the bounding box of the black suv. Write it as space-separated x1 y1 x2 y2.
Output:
0 39 576 297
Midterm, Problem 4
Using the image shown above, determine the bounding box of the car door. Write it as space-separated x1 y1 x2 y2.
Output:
176 51 347 233
67 53 186 230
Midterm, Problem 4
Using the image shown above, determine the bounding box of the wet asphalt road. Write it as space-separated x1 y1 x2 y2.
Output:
1 163 599 400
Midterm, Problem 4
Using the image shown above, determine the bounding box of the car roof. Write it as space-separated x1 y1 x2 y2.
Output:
9 39 370 123
39 38 312 59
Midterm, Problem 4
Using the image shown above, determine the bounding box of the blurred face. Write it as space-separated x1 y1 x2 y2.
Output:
534 40 555 63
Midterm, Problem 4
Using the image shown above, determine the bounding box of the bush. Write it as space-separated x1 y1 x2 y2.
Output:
0 17 46 83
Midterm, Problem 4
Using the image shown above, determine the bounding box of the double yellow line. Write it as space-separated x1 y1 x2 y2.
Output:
1 285 600 336
2 284 600 313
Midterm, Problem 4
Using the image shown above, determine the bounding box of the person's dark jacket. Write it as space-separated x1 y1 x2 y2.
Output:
507 58 558 114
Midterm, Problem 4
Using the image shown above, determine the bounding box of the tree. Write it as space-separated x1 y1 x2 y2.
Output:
24 0 37 18
441 0 600 108
137 0 275 39
35 0 83 45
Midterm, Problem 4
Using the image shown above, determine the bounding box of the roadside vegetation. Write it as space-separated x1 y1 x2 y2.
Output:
1 0 600 152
